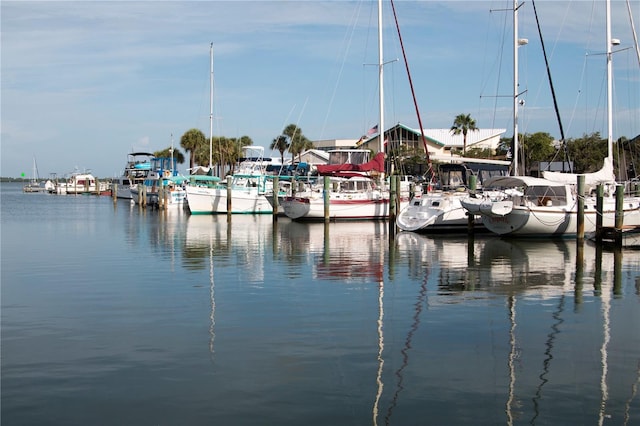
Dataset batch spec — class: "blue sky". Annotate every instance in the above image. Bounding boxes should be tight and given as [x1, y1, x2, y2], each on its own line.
[2, 0, 639, 178]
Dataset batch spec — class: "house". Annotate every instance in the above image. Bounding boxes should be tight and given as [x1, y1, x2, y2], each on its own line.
[349, 123, 506, 156]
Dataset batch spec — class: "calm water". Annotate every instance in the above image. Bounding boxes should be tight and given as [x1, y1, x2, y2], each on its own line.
[2, 182, 639, 425]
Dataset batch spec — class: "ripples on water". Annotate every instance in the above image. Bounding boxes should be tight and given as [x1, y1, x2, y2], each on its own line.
[1, 183, 639, 425]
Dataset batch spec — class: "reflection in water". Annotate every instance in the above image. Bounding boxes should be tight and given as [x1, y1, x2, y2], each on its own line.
[506, 295, 519, 426]
[384, 264, 429, 426]
[599, 285, 611, 426]
[531, 295, 565, 424]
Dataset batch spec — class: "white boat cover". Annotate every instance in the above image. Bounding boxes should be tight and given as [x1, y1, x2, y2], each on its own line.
[542, 156, 615, 186]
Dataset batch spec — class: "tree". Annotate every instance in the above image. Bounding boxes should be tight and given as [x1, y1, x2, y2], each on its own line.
[180, 128, 206, 170]
[565, 132, 608, 173]
[521, 132, 556, 173]
[450, 113, 478, 155]
[270, 135, 290, 164]
[282, 124, 313, 162]
[153, 147, 185, 165]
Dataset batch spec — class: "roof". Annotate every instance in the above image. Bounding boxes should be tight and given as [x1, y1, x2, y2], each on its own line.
[406, 126, 507, 148]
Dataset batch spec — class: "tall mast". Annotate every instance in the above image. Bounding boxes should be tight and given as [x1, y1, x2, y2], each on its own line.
[606, 0, 613, 162]
[209, 42, 214, 169]
[377, 0, 385, 160]
[513, 0, 520, 176]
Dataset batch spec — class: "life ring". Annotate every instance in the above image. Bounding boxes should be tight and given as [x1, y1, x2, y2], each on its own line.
[163, 170, 171, 178]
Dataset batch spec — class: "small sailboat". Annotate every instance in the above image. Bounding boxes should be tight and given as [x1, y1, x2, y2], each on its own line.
[22, 157, 45, 193]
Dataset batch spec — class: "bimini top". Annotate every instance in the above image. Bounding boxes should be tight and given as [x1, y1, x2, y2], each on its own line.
[483, 175, 567, 188]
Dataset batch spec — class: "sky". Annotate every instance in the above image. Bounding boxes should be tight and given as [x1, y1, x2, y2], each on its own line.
[2, 0, 639, 178]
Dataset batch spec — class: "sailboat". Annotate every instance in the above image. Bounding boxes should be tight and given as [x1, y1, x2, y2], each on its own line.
[23, 157, 45, 193]
[185, 44, 277, 215]
[461, 0, 640, 237]
[281, 0, 412, 221]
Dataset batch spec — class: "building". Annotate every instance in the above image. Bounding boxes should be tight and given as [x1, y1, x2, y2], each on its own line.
[343, 123, 506, 157]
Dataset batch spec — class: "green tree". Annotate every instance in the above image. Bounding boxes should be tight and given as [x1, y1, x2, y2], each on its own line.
[153, 147, 185, 165]
[270, 135, 290, 164]
[180, 128, 206, 170]
[450, 113, 478, 155]
[521, 132, 556, 173]
[282, 124, 313, 162]
[565, 132, 608, 173]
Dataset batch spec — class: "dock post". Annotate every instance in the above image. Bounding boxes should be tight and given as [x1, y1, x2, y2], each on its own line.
[615, 184, 624, 247]
[467, 175, 477, 235]
[112, 182, 117, 204]
[272, 176, 279, 222]
[323, 176, 330, 222]
[389, 175, 397, 236]
[595, 184, 604, 243]
[226, 176, 232, 216]
[577, 175, 585, 241]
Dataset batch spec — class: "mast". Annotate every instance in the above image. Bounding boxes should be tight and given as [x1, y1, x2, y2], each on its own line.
[377, 0, 385, 169]
[209, 42, 214, 170]
[606, 0, 613, 162]
[513, 0, 520, 176]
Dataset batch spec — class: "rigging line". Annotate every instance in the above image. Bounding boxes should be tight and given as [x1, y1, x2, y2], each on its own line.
[384, 262, 429, 426]
[530, 295, 566, 425]
[531, 0, 567, 149]
[319, 1, 363, 140]
[389, 0, 432, 172]
[625, 0, 640, 68]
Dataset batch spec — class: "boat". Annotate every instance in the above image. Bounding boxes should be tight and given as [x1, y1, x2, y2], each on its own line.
[130, 156, 187, 207]
[396, 157, 510, 232]
[113, 151, 155, 200]
[55, 171, 110, 195]
[186, 145, 277, 214]
[22, 157, 46, 193]
[281, 0, 411, 221]
[460, 0, 640, 237]
[281, 150, 411, 220]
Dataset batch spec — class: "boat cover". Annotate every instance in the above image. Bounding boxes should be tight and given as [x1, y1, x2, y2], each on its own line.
[316, 152, 385, 176]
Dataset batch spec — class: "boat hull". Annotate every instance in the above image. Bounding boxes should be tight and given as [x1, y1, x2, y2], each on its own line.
[186, 186, 273, 214]
[282, 195, 406, 221]
[396, 192, 480, 232]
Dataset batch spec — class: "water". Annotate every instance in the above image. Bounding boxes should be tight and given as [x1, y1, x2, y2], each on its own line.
[2, 182, 639, 425]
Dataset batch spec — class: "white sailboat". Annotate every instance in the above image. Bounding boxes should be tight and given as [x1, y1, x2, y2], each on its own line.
[281, 0, 413, 221]
[23, 156, 45, 193]
[185, 44, 276, 215]
[461, 0, 640, 237]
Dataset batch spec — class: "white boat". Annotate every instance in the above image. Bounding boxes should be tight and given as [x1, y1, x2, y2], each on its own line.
[23, 157, 46, 193]
[281, 150, 412, 221]
[114, 151, 154, 199]
[396, 158, 510, 232]
[460, 0, 640, 237]
[56, 171, 110, 195]
[281, 0, 410, 222]
[186, 146, 276, 214]
[462, 174, 640, 236]
[130, 156, 187, 207]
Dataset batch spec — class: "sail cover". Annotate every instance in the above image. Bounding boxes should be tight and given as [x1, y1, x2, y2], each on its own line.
[316, 152, 385, 176]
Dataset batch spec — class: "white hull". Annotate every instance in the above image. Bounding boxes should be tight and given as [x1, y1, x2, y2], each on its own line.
[396, 191, 479, 232]
[282, 194, 407, 221]
[185, 185, 273, 214]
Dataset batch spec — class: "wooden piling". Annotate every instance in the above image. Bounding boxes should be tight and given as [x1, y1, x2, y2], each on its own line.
[272, 176, 279, 222]
[595, 184, 604, 243]
[226, 176, 232, 216]
[323, 176, 330, 222]
[389, 176, 397, 236]
[577, 175, 585, 241]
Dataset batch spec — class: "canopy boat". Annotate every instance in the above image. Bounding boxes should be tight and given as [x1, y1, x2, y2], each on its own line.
[56, 171, 109, 195]
[396, 158, 509, 232]
[460, 0, 640, 237]
[114, 151, 154, 200]
[130, 156, 187, 207]
[185, 146, 276, 214]
[461, 175, 640, 236]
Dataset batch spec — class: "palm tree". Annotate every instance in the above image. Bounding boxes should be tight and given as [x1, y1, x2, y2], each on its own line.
[270, 135, 290, 164]
[282, 124, 313, 162]
[180, 128, 206, 169]
[450, 114, 478, 155]
[153, 147, 185, 165]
